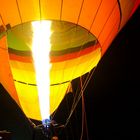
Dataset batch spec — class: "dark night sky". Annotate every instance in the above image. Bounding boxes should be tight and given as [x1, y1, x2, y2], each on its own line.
[83, 6, 140, 139]
[0, 6, 140, 140]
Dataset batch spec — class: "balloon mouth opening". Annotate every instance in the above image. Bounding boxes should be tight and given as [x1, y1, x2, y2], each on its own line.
[3, 19, 100, 66]
[1, 19, 99, 57]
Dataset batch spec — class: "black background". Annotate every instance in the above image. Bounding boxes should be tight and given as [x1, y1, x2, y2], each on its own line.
[84, 6, 140, 139]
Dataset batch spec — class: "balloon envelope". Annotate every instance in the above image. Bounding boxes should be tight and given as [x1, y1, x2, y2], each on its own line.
[0, 0, 139, 121]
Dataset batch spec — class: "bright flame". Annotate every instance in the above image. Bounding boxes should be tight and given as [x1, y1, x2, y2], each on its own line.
[32, 20, 52, 123]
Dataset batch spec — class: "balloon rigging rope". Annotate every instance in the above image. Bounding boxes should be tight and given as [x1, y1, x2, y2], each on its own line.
[62, 34, 92, 130]
[65, 32, 94, 122]
[65, 92, 75, 140]
[64, 67, 97, 127]
[80, 85, 84, 140]
[80, 77, 89, 140]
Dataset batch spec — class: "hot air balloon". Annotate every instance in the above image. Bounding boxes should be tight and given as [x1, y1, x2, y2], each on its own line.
[0, 0, 139, 138]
